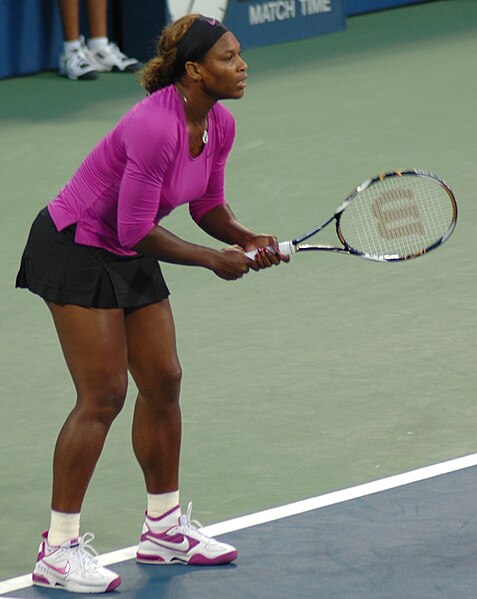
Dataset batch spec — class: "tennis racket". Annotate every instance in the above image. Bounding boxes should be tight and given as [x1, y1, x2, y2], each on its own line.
[246, 169, 457, 263]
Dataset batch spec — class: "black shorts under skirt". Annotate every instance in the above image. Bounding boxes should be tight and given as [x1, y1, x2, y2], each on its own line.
[15, 208, 170, 309]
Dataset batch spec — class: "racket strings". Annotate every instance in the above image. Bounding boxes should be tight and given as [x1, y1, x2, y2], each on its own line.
[339, 175, 456, 260]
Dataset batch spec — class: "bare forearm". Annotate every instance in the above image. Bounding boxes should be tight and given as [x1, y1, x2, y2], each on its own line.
[133, 224, 217, 268]
[197, 204, 256, 247]
[133, 224, 256, 281]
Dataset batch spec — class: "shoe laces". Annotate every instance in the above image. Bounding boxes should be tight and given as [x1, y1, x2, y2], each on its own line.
[178, 502, 210, 541]
[73, 532, 102, 573]
[104, 42, 128, 61]
[66, 48, 93, 70]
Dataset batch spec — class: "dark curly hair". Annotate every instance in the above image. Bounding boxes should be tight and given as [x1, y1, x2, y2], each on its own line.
[141, 14, 199, 94]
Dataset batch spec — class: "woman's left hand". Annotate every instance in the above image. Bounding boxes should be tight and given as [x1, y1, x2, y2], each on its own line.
[244, 235, 290, 269]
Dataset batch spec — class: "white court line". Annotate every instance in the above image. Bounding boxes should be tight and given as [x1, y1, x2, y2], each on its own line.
[2, 452, 477, 596]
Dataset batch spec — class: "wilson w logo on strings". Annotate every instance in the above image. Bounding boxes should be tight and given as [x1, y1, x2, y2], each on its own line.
[372, 188, 425, 240]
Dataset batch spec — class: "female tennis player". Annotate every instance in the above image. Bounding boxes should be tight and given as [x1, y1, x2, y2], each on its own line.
[16, 14, 288, 594]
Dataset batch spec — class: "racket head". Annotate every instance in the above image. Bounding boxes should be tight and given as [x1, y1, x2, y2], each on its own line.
[335, 169, 457, 262]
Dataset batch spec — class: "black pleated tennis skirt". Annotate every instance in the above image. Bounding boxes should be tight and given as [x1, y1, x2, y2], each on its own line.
[15, 208, 169, 309]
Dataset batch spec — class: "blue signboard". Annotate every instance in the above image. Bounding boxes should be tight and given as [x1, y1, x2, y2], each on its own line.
[167, 0, 346, 49]
[347, 0, 427, 15]
[224, 0, 346, 47]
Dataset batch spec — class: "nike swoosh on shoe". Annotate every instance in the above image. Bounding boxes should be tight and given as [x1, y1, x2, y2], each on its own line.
[142, 533, 200, 554]
[43, 560, 71, 575]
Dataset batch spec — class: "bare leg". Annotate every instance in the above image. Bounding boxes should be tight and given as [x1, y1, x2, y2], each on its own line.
[126, 301, 182, 494]
[85, 0, 108, 38]
[47, 303, 129, 512]
[58, 0, 80, 41]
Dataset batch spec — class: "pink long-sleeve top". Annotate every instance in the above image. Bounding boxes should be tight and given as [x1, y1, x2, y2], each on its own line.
[47, 85, 235, 257]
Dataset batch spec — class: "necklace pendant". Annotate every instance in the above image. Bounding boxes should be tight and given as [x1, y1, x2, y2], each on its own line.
[202, 130, 208, 144]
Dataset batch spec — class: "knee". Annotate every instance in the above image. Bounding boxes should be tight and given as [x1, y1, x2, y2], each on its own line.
[79, 376, 128, 426]
[156, 364, 182, 399]
[140, 363, 182, 407]
[162, 364, 182, 389]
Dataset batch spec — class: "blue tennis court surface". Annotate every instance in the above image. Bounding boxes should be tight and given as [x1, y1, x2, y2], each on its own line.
[3, 462, 477, 598]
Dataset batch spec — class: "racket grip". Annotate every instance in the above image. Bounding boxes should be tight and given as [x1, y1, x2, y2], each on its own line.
[244, 240, 295, 260]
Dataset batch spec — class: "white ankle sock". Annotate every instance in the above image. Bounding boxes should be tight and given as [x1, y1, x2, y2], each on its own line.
[47, 511, 81, 547]
[63, 39, 81, 54]
[147, 491, 180, 519]
[87, 37, 109, 51]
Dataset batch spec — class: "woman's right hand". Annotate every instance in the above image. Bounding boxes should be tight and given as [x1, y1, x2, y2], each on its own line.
[209, 246, 258, 280]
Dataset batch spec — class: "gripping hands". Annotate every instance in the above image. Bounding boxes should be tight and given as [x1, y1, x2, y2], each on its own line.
[211, 240, 291, 281]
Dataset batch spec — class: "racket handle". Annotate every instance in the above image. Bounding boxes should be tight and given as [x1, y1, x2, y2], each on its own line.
[244, 240, 295, 260]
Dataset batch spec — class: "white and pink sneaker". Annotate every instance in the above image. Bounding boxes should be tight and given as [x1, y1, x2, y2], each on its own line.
[137, 503, 238, 566]
[32, 531, 121, 593]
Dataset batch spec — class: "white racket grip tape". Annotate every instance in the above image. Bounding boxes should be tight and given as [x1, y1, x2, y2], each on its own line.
[244, 240, 295, 260]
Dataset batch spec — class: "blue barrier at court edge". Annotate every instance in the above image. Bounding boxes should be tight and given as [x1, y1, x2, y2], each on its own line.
[0, 0, 432, 79]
